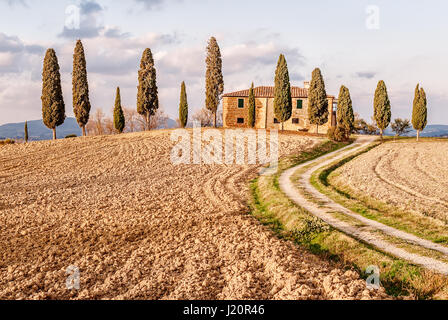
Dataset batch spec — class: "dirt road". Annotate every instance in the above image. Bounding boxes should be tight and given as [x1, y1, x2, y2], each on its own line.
[279, 137, 448, 275]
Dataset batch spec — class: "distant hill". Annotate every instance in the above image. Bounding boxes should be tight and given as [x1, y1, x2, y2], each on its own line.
[164, 118, 178, 129]
[0, 117, 179, 141]
[384, 125, 448, 138]
[0, 118, 82, 141]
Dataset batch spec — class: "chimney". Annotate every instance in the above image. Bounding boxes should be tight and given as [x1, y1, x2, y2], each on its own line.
[303, 81, 310, 89]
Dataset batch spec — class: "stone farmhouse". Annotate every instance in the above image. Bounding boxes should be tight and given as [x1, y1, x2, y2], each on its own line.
[222, 82, 337, 133]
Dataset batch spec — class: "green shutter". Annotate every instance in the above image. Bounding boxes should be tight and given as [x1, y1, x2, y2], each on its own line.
[238, 99, 244, 108]
[297, 100, 303, 109]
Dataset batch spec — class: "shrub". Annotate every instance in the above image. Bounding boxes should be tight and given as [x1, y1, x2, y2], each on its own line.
[0, 139, 15, 145]
[291, 217, 330, 244]
[65, 134, 77, 139]
[327, 126, 350, 142]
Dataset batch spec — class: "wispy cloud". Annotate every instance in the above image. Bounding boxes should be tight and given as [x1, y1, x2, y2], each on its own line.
[1, 0, 28, 7]
[356, 71, 376, 79]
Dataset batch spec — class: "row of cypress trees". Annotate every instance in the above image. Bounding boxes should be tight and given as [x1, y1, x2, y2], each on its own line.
[40, 41, 160, 139]
[373, 81, 427, 141]
[246, 53, 428, 141]
[39, 38, 426, 139]
[40, 37, 225, 138]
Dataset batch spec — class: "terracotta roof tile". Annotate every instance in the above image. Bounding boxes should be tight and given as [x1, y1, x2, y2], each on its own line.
[223, 86, 335, 99]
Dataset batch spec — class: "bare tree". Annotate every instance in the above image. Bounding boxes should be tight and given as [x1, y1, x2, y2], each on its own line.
[194, 108, 212, 127]
[124, 107, 169, 132]
[103, 118, 115, 135]
[123, 107, 141, 133]
[86, 108, 106, 136]
[87, 107, 170, 135]
[149, 109, 168, 130]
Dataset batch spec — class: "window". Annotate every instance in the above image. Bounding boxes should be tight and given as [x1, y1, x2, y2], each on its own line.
[237, 118, 244, 124]
[292, 118, 299, 124]
[274, 118, 280, 124]
[297, 100, 303, 109]
[238, 99, 244, 109]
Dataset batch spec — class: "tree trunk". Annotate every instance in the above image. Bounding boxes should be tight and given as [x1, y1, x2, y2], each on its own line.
[316, 124, 319, 135]
[53, 128, 57, 140]
[380, 129, 383, 141]
[82, 125, 86, 137]
[417, 130, 420, 142]
[281, 122, 284, 131]
[146, 113, 151, 131]
[213, 111, 217, 128]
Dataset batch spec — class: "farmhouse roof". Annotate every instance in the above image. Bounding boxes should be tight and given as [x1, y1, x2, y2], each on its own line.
[223, 86, 335, 99]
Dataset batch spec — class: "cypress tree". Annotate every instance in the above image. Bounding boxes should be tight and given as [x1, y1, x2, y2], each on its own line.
[273, 54, 292, 131]
[412, 84, 427, 141]
[248, 82, 256, 128]
[308, 68, 329, 134]
[114, 87, 125, 133]
[137, 48, 159, 131]
[179, 81, 188, 128]
[205, 37, 224, 128]
[24, 121, 28, 143]
[373, 80, 392, 140]
[336, 85, 355, 133]
[41, 48, 65, 140]
[72, 40, 91, 137]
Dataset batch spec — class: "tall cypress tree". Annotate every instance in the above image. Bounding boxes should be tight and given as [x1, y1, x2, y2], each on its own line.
[41, 48, 65, 140]
[72, 40, 91, 137]
[248, 83, 256, 128]
[273, 54, 292, 131]
[205, 37, 224, 128]
[24, 121, 28, 143]
[373, 80, 392, 140]
[179, 81, 188, 128]
[412, 84, 427, 141]
[114, 87, 125, 133]
[336, 85, 355, 133]
[308, 68, 329, 134]
[137, 48, 158, 131]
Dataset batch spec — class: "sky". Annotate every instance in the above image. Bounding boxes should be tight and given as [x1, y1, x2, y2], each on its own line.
[0, 0, 447, 125]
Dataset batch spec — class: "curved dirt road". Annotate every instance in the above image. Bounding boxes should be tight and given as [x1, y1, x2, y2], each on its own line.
[0, 131, 388, 300]
[279, 136, 448, 275]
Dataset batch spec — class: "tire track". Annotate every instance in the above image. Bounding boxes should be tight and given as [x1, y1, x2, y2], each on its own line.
[374, 149, 448, 208]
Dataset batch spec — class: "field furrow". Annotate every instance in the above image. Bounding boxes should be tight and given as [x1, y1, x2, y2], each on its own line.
[0, 130, 384, 300]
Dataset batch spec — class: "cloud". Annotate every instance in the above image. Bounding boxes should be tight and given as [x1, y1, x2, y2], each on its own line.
[103, 27, 131, 39]
[356, 71, 376, 79]
[0, 0, 27, 7]
[0, 33, 45, 73]
[223, 42, 305, 74]
[0, 73, 41, 123]
[56, 32, 180, 76]
[134, 0, 166, 10]
[80, 0, 102, 14]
